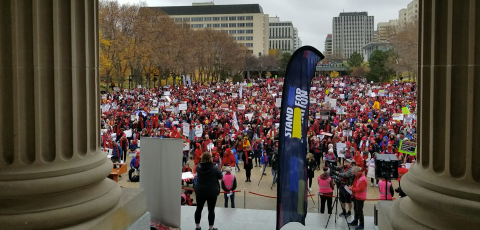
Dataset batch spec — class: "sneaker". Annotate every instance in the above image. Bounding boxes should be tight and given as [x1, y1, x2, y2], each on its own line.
[346, 211, 352, 217]
[339, 212, 346, 217]
[195, 228, 201, 230]
[370, 183, 373, 187]
[245, 180, 248, 182]
[308, 188, 312, 192]
[211, 228, 218, 230]
[375, 184, 379, 187]
[355, 226, 364, 230]
[348, 221, 358, 226]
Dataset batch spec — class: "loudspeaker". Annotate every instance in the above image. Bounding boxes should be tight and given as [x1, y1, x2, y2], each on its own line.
[375, 154, 399, 179]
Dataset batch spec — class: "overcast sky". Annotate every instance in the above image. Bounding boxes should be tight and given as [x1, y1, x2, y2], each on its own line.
[117, 0, 411, 52]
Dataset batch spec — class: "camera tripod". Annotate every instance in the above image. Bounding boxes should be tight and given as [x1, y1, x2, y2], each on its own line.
[325, 183, 349, 229]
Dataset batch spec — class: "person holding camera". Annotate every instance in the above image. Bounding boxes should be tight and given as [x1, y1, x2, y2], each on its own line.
[318, 166, 334, 214]
[194, 153, 222, 230]
[331, 159, 355, 218]
[348, 166, 368, 229]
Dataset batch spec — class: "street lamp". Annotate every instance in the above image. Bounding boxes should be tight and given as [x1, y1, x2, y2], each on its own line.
[128, 75, 132, 90]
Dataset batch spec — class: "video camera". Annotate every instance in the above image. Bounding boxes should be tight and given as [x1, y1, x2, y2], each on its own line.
[326, 160, 343, 184]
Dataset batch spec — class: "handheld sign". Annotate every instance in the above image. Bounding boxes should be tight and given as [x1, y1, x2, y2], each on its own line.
[399, 140, 417, 155]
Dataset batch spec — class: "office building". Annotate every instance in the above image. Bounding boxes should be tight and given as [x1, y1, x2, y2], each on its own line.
[399, 0, 418, 27]
[293, 27, 302, 50]
[151, 2, 269, 56]
[268, 17, 295, 52]
[324, 34, 332, 56]
[399, 8, 408, 26]
[407, 0, 419, 22]
[375, 20, 398, 42]
[332, 12, 374, 59]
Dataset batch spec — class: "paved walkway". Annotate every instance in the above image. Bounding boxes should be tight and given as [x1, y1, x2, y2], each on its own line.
[118, 156, 400, 216]
[181, 206, 377, 230]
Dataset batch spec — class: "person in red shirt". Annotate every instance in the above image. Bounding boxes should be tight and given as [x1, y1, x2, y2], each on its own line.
[348, 166, 368, 229]
[202, 135, 213, 152]
[222, 148, 236, 167]
[171, 125, 181, 139]
[194, 143, 203, 164]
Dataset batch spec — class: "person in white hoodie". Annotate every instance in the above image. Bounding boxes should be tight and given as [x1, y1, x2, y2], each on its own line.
[367, 152, 377, 187]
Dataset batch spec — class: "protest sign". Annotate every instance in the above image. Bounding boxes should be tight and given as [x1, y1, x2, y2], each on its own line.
[311, 87, 317, 91]
[114, 87, 120, 92]
[238, 104, 245, 110]
[123, 129, 132, 138]
[179, 103, 187, 111]
[340, 94, 345, 99]
[195, 125, 203, 137]
[392, 113, 404, 120]
[252, 92, 257, 96]
[150, 107, 159, 114]
[320, 109, 330, 120]
[402, 107, 411, 114]
[310, 98, 316, 104]
[275, 98, 282, 108]
[399, 140, 417, 155]
[164, 91, 171, 96]
[330, 99, 337, 108]
[232, 112, 239, 131]
[183, 142, 190, 151]
[183, 123, 190, 137]
[336, 143, 346, 158]
[232, 93, 238, 98]
[220, 103, 229, 109]
[316, 113, 320, 119]
[342, 130, 352, 137]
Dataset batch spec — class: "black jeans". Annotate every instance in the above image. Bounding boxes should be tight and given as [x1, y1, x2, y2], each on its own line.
[320, 194, 333, 214]
[195, 196, 217, 226]
[353, 199, 365, 226]
[245, 168, 251, 180]
[308, 177, 313, 188]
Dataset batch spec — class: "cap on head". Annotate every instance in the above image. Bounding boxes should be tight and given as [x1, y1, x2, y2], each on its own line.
[225, 167, 232, 173]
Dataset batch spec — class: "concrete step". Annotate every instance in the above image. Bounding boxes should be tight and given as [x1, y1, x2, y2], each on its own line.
[181, 206, 375, 230]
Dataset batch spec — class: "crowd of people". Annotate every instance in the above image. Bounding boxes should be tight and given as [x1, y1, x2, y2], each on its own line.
[100, 75, 417, 230]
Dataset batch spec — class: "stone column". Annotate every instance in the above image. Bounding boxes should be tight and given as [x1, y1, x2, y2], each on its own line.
[0, 1, 121, 229]
[387, 0, 480, 229]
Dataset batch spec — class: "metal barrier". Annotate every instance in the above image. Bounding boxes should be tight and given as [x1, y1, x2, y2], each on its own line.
[180, 187, 392, 211]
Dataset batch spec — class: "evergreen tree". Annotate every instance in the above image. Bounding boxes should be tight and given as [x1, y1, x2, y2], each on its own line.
[367, 50, 393, 83]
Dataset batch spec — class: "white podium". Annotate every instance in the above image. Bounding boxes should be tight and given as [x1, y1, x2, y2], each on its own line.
[139, 138, 183, 228]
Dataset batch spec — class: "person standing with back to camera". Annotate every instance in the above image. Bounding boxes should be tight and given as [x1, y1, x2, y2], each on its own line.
[194, 153, 222, 230]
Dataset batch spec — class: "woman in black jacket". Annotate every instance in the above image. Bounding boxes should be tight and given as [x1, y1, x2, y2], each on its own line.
[242, 143, 254, 182]
[307, 153, 317, 191]
[194, 153, 222, 230]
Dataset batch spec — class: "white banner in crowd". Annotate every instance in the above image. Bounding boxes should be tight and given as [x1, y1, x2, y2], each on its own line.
[232, 112, 239, 131]
[275, 98, 282, 108]
[245, 113, 253, 121]
[183, 123, 190, 137]
[195, 125, 203, 137]
[179, 103, 187, 111]
[238, 104, 245, 110]
[336, 143, 346, 158]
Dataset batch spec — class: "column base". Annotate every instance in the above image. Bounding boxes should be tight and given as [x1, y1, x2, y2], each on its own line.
[0, 157, 123, 230]
[379, 165, 480, 230]
[64, 188, 147, 230]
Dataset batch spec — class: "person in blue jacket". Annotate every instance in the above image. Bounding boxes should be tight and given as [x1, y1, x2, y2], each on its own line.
[233, 149, 240, 172]
[111, 141, 123, 163]
[260, 151, 268, 176]
[128, 151, 140, 182]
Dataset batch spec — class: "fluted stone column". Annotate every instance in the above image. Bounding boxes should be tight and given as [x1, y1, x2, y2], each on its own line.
[387, 0, 480, 229]
[0, 1, 121, 229]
